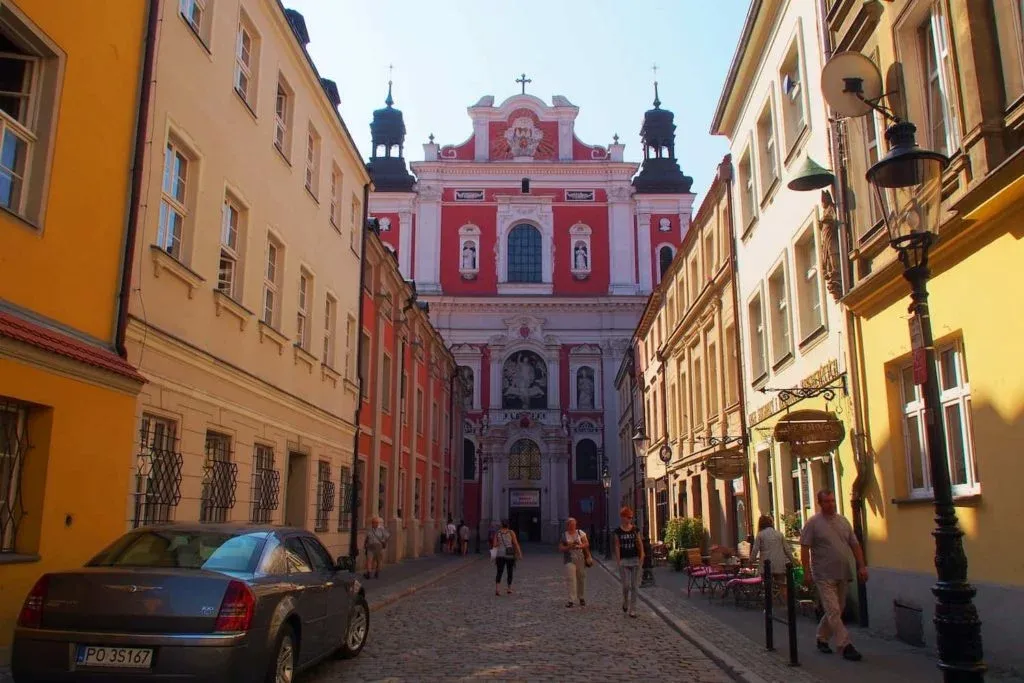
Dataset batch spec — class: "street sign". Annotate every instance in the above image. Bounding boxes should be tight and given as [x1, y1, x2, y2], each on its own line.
[909, 314, 928, 385]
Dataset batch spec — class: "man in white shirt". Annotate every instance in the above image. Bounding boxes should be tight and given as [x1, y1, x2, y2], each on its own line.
[364, 516, 390, 579]
[445, 518, 457, 553]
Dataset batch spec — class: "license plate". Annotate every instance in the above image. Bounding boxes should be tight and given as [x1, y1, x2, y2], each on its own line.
[75, 645, 153, 668]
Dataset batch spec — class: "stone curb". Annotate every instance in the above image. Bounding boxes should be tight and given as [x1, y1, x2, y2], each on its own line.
[368, 555, 484, 612]
[594, 557, 771, 683]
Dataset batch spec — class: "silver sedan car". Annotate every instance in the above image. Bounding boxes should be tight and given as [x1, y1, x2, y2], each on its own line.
[11, 524, 369, 682]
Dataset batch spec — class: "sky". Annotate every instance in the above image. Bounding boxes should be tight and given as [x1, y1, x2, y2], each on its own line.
[287, 0, 750, 199]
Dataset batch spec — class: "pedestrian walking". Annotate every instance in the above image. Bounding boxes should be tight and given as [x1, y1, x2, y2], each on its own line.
[559, 517, 590, 608]
[445, 516, 457, 554]
[751, 514, 795, 602]
[800, 489, 868, 662]
[364, 516, 390, 579]
[459, 519, 470, 555]
[491, 519, 521, 595]
[613, 506, 644, 618]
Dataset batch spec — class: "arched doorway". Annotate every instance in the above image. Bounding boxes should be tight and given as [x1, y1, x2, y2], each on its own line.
[507, 439, 543, 542]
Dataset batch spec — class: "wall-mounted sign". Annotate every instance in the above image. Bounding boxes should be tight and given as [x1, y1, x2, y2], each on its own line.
[773, 409, 846, 459]
[454, 189, 485, 201]
[509, 489, 540, 508]
[565, 190, 595, 202]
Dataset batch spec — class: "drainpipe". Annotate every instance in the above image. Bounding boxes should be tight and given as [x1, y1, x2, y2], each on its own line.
[720, 155, 754, 543]
[348, 181, 372, 562]
[115, 0, 161, 358]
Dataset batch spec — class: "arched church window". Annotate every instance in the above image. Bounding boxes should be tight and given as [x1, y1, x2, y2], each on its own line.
[463, 439, 477, 480]
[659, 245, 675, 279]
[507, 224, 542, 283]
[501, 350, 547, 409]
[574, 439, 599, 481]
[508, 439, 542, 481]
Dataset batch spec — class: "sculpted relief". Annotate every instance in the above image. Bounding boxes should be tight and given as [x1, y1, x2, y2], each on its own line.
[576, 366, 595, 410]
[502, 351, 548, 409]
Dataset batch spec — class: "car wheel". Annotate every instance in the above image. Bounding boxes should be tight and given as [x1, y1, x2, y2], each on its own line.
[266, 625, 297, 683]
[337, 598, 370, 659]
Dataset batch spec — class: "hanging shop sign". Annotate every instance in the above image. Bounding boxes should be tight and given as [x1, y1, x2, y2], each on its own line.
[706, 448, 747, 480]
[773, 409, 846, 459]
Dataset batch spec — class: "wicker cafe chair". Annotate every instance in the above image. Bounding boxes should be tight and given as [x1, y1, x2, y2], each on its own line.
[684, 547, 712, 596]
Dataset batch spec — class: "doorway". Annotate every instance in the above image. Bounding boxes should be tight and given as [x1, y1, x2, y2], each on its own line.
[510, 508, 542, 542]
[284, 451, 309, 527]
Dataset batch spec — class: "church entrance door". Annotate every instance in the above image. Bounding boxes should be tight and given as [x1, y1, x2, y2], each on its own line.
[510, 508, 542, 543]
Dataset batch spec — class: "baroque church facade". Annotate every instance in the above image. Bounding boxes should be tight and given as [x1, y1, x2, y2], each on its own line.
[368, 81, 694, 542]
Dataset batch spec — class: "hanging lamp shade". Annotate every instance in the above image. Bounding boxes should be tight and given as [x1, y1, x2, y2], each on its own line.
[788, 156, 836, 192]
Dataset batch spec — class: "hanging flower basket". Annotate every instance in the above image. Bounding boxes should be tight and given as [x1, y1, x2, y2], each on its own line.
[706, 448, 746, 480]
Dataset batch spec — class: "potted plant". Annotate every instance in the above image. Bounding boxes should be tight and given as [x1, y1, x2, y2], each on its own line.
[668, 548, 687, 571]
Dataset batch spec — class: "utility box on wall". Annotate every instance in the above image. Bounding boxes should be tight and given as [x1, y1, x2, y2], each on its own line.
[893, 599, 925, 646]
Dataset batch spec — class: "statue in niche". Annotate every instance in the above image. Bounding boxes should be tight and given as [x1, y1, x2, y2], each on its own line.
[458, 366, 474, 409]
[819, 190, 843, 301]
[658, 217, 672, 232]
[574, 241, 589, 271]
[461, 241, 477, 271]
[576, 367, 595, 410]
[502, 351, 547, 409]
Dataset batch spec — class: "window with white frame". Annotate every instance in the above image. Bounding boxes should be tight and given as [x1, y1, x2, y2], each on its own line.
[296, 269, 312, 350]
[157, 141, 190, 260]
[678, 368, 688, 435]
[899, 341, 977, 496]
[305, 124, 321, 197]
[737, 148, 756, 230]
[779, 39, 807, 154]
[262, 237, 281, 327]
[668, 381, 678, 434]
[322, 294, 337, 366]
[350, 194, 361, 251]
[724, 324, 738, 405]
[381, 354, 392, 413]
[794, 224, 824, 341]
[756, 101, 778, 193]
[767, 263, 793, 365]
[691, 347, 704, 426]
[179, 0, 210, 43]
[916, 3, 960, 156]
[994, 0, 1024, 105]
[345, 315, 356, 379]
[748, 291, 768, 381]
[218, 194, 244, 298]
[707, 336, 719, 416]
[274, 77, 292, 156]
[329, 165, 342, 228]
[703, 229, 716, 278]
[234, 14, 258, 106]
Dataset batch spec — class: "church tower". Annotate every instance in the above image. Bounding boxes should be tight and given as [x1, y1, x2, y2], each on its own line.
[367, 81, 416, 192]
[632, 81, 693, 194]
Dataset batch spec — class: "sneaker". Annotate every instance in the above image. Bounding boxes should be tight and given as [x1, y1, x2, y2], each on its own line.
[628, 612, 637, 618]
[565, 601, 574, 608]
[363, 572, 371, 580]
[817, 641, 833, 654]
[842, 644, 863, 662]
[579, 599, 586, 607]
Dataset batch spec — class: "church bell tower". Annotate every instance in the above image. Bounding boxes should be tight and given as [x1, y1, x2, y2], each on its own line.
[632, 81, 693, 194]
[367, 80, 416, 192]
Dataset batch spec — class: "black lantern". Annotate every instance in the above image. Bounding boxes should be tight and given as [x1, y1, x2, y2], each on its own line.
[601, 467, 611, 492]
[631, 426, 648, 460]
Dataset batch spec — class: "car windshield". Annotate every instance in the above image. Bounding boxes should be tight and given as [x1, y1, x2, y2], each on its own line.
[88, 530, 266, 572]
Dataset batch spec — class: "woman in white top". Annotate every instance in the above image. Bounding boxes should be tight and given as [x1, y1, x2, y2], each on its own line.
[750, 514, 795, 600]
[558, 517, 590, 608]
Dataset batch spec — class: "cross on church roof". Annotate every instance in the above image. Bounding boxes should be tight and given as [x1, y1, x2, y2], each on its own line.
[651, 63, 661, 109]
[516, 73, 532, 94]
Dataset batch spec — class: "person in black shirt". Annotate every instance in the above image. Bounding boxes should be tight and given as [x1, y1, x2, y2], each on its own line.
[613, 506, 645, 617]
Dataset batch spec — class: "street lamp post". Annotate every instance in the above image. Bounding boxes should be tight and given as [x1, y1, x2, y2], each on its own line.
[631, 427, 655, 587]
[602, 464, 612, 560]
[475, 413, 490, 554]
[864, 120, 984, 681]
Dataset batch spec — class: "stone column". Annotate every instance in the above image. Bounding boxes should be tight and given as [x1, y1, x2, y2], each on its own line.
[636, 212, 653, 294]
[608, 185, 637, 295]
[413, 185, 442, 293]
[473, 119, 489, 162]
[397, 211, 413, 278]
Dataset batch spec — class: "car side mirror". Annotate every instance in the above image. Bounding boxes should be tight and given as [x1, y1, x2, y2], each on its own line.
[336, 555, 354, 572]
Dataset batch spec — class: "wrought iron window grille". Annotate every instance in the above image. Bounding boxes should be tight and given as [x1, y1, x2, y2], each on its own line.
[0, 401, 30, 553]
[200, 434, 237, 523]
[250, 446, 280, 524]
[338, 467, 352, 531]
[135, 417, 183, 528]
[315, 461, 336, 532]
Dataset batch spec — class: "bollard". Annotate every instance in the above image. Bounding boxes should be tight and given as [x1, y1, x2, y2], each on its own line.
[786, 562, 799, 666]
[764, 559, 775, 651]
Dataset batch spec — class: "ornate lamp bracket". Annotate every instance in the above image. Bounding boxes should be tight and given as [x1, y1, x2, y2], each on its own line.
[759, 377, 847, 403]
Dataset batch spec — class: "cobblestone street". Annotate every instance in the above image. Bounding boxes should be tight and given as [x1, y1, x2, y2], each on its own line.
[307, 549, 734, 682]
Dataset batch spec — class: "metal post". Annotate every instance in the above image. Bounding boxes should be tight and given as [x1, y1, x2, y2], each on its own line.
[476, 443, 484, 554]
[903, 248, 985, 681]
[764, 559, 775, 651]
[786, 562, 799, 666]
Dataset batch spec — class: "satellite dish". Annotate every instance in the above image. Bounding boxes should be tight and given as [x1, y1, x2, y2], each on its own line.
[821, 51, 883, 118]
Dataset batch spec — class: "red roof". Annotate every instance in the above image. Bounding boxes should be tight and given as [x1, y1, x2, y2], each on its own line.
[0, 308, 145, 383]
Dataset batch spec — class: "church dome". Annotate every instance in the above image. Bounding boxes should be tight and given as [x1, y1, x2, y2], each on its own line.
[633, 83, 693, 195]
[368, 81, 415, 193]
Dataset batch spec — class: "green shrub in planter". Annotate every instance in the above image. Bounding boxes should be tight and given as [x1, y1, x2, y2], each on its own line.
[662, 517, 706, 555]
[668, 548, 687, 571]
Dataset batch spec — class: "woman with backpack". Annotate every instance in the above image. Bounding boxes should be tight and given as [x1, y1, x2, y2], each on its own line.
[492, 519, 522, 595]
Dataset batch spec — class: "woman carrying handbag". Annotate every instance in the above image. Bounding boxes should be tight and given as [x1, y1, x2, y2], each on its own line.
[492, 519, 522, 595]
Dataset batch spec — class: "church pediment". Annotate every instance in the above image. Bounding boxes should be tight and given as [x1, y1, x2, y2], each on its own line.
[502, 314, 545, 341]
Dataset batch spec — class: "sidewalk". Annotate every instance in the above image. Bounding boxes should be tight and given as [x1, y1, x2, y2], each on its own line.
[597, 557, 1023, 683]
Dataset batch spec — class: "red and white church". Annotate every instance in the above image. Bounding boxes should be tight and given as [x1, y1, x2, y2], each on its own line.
[367, 80, 695, 542]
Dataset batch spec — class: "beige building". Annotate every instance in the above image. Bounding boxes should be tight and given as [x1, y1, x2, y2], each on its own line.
[123, 1, 369, 558]
[633, 158, 748, 548]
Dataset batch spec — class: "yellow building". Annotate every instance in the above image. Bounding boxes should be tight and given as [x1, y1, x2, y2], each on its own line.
[0, 0, 151, 662]
[123, 0, 369, 558]
[634, 158, 749, 549]
[828, 0, 1024, 672]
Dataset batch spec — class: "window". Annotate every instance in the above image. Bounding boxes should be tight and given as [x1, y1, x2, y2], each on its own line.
[350, 194, 361, 251]
[1, 400, 28, 552]
[779, 40, 807, 154]
[507, 224, 542, 283]
[359, 330, 371, 400]
[767, 263, 793, 365]
[692, 353, 704, 426]
[314, 461, 334, 532]
[338, 465, 352, 531]
[381, 354, 392, 412]
[737, 149, 756, 229]
[262, 237, 281, 327]
[282, 536, 312, 573]
[431, 400, 439, 442]
[917, 4, 960, 156]
[179, 0, 209, 42]
[377, 466, 386, 517]
[322, 294, 336, 366]
[301, 536, 334, 573]
[413, 477, 422, 518]
[724, 324, 739, 405]
[678, 368, 689, 435]
[574, 439, 599, 481]
[250, 444, 278, 524]
[305, 124, 321, 197]
[329, 165, 343, 228]
[200, 432, 237, 523]
[900, 342, 977, 496]
[463, 439, 477, 480]
[994, 0, 1024, 105]
[274, 77, 292, 155]
[157, 142, 190, 259]
[345, 315, 357, 379]
[659, 246, 674, 280]
[91, 530, 265, 573]
[137, 413, 183, 527]
[355, 459, 366, 527]
[234, 15, 258, 106]
[748, 292, 768, 380]
[296, 269, 312, 350]
[756, 102, 778, 193]
[707, 339, 719, 416]
[218, 195, 244, 298]
[703, 229, 716, 277]
[416, 388, 424, 434]
[794, 226, 824, 341]
[508, 439, 542, 480]
[429, 481, 437, 520]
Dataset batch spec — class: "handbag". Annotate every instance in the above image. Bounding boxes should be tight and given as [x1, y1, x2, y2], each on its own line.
[489, 546, 499, 560]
